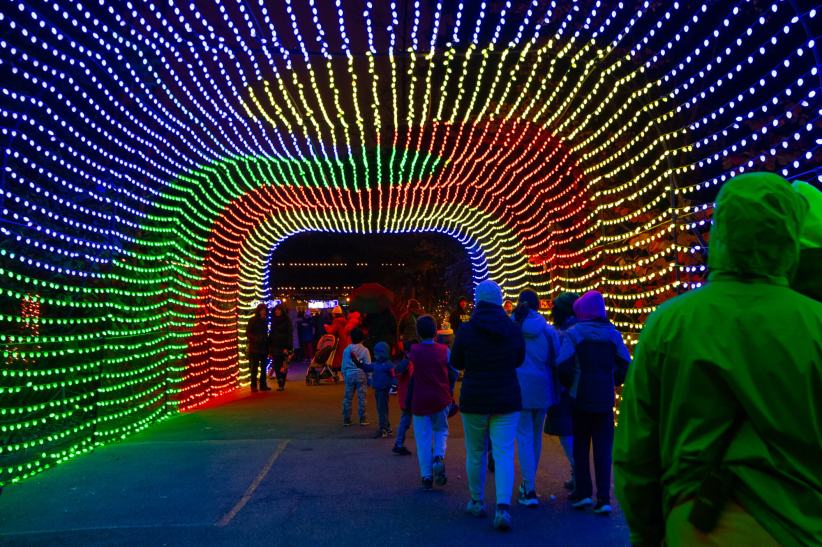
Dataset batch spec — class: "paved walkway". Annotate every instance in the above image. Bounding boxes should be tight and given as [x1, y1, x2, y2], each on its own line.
[0, 364, 630, 546]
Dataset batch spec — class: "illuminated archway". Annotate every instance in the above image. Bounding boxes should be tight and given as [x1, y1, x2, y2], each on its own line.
[1, 1, 817, 484]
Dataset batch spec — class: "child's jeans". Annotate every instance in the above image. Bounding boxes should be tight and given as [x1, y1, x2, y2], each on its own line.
[394, 409, 412, 447]
[374, 388, 390, 431]
[412, 408, 449, 478]
[342, 370, 368, 423]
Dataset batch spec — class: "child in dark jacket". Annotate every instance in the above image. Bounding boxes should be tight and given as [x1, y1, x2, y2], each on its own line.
[362, 342, 395, 438]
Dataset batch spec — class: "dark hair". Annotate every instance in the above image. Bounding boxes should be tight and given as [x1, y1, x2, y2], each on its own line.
[350, 327, 365, 344]
[512, 290, 538, 323]
[552, 292, 579, 327]
[416, 315, 437, 339]
[255, 303, 267, 316]
[272, 304, 285, 315]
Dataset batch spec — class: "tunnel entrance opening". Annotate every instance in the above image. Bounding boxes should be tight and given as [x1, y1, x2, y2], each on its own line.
[267, 232, 474, 318]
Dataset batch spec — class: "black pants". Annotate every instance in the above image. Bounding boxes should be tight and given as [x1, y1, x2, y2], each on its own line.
[271, 353, 287, 388]
[249, 353, 268, 388]
[572, 410, 614, 504]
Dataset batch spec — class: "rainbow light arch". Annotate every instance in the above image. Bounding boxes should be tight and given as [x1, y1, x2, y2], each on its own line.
[1, 1, 819, 484]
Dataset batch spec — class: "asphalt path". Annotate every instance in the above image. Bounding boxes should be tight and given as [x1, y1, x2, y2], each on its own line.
[0, 363, 630, 546]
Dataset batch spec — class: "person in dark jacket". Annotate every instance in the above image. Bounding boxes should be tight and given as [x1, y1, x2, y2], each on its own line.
[397, 299, 424, 351]
[448, 296, 471, 334]
[313, 309, 332, 345]
[268, 304, 293, 391]
[556, 290, 630, 515]
[546, 292, 579, 491]
[450, 280, 525, 531]
[246, 303, 270, 392]
[297, 311, 315, 362]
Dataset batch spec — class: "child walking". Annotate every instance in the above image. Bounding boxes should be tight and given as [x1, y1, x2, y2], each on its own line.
[392, 356, 414, 456]
[369, 342, 395, 438]
[341, 328, 371, 427]
[407, 315, 454, 490]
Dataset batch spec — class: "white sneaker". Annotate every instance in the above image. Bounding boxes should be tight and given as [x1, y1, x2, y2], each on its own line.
[465, 499, 486, 517]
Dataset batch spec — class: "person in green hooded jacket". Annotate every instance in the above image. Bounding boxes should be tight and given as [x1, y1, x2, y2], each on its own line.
[791, 180, 822, 302]
[614, 172, 822, 546]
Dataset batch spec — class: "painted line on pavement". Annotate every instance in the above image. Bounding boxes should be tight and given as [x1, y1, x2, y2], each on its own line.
[215, 439, 290, 527]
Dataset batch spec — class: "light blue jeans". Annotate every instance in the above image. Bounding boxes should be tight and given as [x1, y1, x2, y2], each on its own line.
[462, 411, 520, 505]
[342, 370, 367, 422]
[516, 408, 547, 492]
[412, 408, 449, 479]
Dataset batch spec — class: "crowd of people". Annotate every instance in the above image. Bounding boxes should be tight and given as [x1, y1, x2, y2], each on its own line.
[245, 173, 822, 542]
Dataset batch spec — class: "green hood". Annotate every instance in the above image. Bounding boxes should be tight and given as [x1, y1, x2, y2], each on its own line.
[708, 172, 808, 285]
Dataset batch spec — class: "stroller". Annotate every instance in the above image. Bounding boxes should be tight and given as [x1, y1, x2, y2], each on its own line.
[305, 334, 340, 385]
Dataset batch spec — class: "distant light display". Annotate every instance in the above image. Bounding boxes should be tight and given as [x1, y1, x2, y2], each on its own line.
[0, 1, 818, 485]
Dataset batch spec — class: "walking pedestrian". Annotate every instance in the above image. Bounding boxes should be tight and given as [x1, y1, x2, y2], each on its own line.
[408, 315, 454, 491]
[614, 172, 822, 546]
[791, 180, 821, 301]
[268, 304, 293, 391]
[298, 311, 315, 362]
[369, 342, 395, 438]
[398, 299, 424, 351]
[545, 292, 579, 491]
[246, 303, 270, 392]
[448, 296, 471, 334]
[288, 304, 300, 355]
[392, 352, 414, 456]
[451, 280, 525, 531]
[512, 290, 560, 507]
[341, 328, 371, 427]
[556, 290, 631, 515]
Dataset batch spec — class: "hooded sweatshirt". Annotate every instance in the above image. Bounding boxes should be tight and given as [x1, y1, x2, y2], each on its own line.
[450, 301, 525, 414]
[614, 172, 822, 547]
[516, 309, 561, 409]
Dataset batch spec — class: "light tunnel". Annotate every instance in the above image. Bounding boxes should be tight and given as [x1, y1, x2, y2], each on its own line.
[0, 1, 819, 485]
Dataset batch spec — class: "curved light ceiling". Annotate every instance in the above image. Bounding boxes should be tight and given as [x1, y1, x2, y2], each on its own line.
[0, 1, 818, 485]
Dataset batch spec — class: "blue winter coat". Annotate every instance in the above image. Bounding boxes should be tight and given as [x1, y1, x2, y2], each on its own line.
[516, 310, 561, 409]
[369, 360, 395, 390]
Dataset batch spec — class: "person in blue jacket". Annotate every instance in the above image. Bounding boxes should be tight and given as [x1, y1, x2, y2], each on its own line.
[556, 290, 630, 515]
[512, 290, 560, 507]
